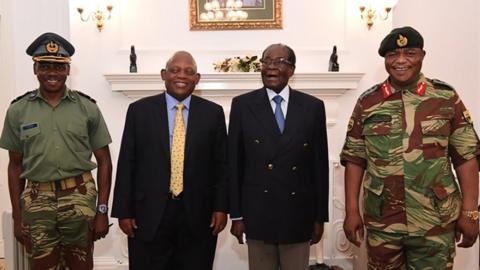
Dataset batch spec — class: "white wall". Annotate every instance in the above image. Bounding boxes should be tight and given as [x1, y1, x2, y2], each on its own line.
[0, 0, 14, 258]
[0, 0, 479, 269]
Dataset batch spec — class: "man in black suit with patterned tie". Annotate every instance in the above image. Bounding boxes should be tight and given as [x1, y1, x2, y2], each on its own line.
[112, 51, 228, 270]
[228, 43, 330, 270]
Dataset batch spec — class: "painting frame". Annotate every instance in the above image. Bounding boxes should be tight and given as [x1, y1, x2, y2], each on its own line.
[189, 0, 282, 31]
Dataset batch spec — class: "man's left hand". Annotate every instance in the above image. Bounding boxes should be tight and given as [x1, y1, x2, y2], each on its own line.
[310, 222, 324, 245]
[94, 214, 110, 241]
[455, 214, 479, 248]
[210, 211, 227, 235]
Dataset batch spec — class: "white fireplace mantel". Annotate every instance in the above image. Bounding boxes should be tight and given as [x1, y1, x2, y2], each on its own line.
[104, 72, 364, 99]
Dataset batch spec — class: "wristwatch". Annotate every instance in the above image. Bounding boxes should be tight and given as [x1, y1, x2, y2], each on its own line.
[97, 204, 109, 214]
[461, 209, 479, 221]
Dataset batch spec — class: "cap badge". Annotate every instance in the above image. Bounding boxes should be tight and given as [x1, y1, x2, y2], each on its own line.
[396, 34, 408, 47]
[46, 41, 59, 53]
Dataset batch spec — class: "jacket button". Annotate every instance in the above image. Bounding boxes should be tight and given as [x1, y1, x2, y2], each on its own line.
[267, 164, 274, 170]
[291, 192, 296, 195]
[254, 139, 260, 144]
[292, 166, 297, 171]
[303, 143, 309, 147]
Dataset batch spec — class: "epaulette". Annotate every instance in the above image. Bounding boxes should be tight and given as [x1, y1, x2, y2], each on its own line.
[76, 90, 97, 103]
[10, 90, 35, 104]
[359, 84, 380, 101]
[428, 78, 454, 91]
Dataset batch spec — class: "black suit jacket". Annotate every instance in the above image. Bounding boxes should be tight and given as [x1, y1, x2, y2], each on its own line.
[112, 93, 228, 241]
[228, 87, 329, 244]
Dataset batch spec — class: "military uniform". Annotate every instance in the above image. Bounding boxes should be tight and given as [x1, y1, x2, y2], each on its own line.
[340, 74, 480, 268]
[0, 32, 112, 269]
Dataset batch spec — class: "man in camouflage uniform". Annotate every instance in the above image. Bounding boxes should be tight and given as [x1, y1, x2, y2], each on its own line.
[0, 32, 112, 270]
[341, 26, 480, 269]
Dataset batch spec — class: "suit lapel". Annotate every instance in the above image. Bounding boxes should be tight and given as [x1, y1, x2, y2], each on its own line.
[273, 89, 303, 157]
[184, 95, 199, 162]
[153, 93, 171, 162]
[248, 88, 282, 140]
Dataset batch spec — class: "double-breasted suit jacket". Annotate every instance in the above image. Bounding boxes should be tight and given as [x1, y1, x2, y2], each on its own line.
[112, 93, 228, 241]
[228, 87, 329, 244]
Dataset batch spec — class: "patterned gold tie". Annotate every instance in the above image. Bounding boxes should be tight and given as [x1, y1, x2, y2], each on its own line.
[170, 103, 186, 196]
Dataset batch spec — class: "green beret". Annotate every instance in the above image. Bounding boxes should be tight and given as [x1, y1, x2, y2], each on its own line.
[26, 32, 75, 63]
[378, 26, 423, 57]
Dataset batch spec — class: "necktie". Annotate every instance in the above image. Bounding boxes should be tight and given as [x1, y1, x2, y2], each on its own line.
[170, 103, 186, 196]
[273, 95, 285, 133]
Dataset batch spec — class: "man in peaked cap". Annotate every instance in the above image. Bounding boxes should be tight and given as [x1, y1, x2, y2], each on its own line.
[341, 26, 480, 268]
[0, 32, 112, 269]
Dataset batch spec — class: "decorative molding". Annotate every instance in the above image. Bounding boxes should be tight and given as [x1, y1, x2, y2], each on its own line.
[94, 257, 127, 270]
[104, 72, 364, 99]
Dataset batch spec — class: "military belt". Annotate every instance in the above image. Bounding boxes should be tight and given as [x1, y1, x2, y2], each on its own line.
[27, 171, 93, 192]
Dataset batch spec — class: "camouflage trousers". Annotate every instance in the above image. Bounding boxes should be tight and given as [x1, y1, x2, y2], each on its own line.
[20, 174, 97, 270]
[367, 229, 455, 270]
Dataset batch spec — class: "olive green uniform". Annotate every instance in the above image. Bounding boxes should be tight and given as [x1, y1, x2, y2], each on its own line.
[340, 74, 480, 269]
[0, 88, 112, 269]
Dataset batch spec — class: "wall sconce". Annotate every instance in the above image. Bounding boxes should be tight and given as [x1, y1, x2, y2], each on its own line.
[77, 4, 113, 32]
[358, 0, 398, 30]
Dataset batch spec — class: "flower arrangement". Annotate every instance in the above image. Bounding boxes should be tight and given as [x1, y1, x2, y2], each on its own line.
[213, 55, 261, 72]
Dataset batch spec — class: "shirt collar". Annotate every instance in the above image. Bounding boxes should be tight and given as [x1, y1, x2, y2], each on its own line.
[165, 92, 191, 110]
[28, 87, 76, 102]
[266, 85, 290, 103]
[382, 73, 428, 99]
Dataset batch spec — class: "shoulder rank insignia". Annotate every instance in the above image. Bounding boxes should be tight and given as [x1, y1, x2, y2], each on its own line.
[380, 82, 393, 99]
[416, 82, 427, 96]
[10, 90, 35, 104]
[359, 84, 380, 101]
[463, 110, 473, 124]
[428, 78, 454, 91]
[347, 117, 354, 132]
[76, 91, 97, 103]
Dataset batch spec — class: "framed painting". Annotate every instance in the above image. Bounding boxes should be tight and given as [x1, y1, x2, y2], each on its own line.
[189, 0, 282, 30]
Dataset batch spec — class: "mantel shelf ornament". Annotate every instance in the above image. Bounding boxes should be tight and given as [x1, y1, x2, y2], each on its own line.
[214, 55, 261, 72]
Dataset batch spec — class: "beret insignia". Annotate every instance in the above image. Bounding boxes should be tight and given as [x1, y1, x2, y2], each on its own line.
[397, 34, 408, 47]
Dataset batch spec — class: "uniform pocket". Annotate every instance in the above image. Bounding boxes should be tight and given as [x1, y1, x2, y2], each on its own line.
[421, 119, 450, 160]
[362, 118, 393, 161]
[67, 123, 90, 152]
[363, 174, 384, 220]
[431, 182, 461, 226]
[20, 123, 41, 140]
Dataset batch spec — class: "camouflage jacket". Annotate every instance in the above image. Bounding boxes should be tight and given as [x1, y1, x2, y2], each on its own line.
[340, 74, 480, 236]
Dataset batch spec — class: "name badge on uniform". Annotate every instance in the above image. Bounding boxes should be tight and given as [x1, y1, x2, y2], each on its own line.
[21, 123, 39, 130]
[365, 114, 392, 123]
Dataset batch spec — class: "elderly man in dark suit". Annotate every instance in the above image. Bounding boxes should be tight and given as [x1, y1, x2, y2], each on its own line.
[228, 43, 330, 270]
[112, 51, 228, 270]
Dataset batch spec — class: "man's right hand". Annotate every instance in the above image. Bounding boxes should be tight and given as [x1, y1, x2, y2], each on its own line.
[230, 220, 246, 244]
[343, 211, 364, 247]
[13, 218, 29, 246]
[119, 218, 138, 238]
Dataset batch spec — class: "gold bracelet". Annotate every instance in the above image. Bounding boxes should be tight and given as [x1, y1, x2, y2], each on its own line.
[461, 210, 480, 221]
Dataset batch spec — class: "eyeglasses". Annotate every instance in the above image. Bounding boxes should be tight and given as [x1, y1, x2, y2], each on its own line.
[260, 58, 293, 67]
